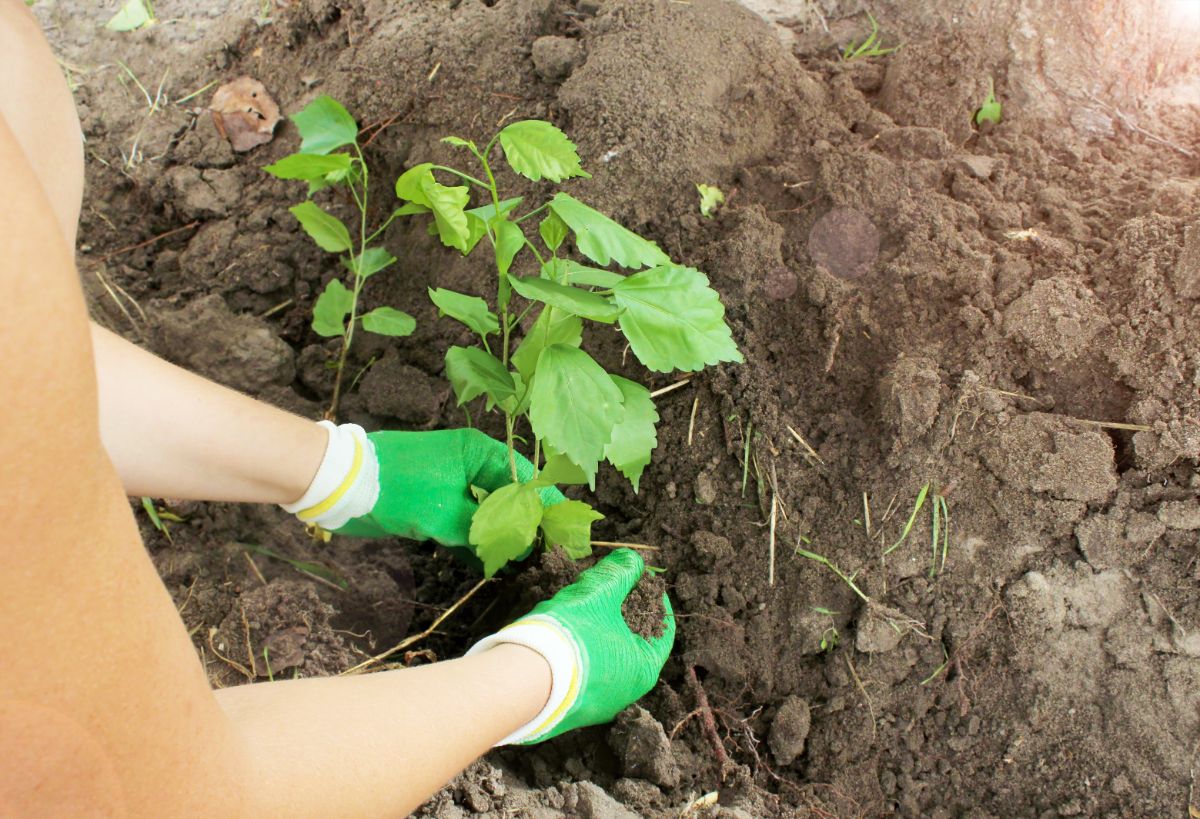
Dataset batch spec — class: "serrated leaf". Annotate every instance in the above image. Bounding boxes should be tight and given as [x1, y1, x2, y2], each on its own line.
[539, 210, 569, 252]
[498, 120, 591, 183]
[613, 264, 742, 372]
[442, 136, 476, 150]
[605, 376, 658, 491]
[493, 218, 525, 277]
[445, 346, 515, 406]
[264, 152, 352, 181]
[360, 306, 416, 336]
[463, 197, 524, 255]
[341, 247, 396, 279]
[696, 183, 725, 218]
[511, 307, 583, 382]
[470, 483, 544, 577]
[291, 96, 358, 155]
[540, 500, 603, 559]
[395, 162, 435, 204]
[421, 177, 471, 253]
[540, 447, 590, 486]
[510, 275, 621, 323]
[290, 201, 352, 252]
[548, 192, 670, 269]
[312, 279, 353, 337]
[428, 288, 499, 337]
[557, 259, 625, 288]
[106, 0, 154, 31]
[528, 345, 625, 484]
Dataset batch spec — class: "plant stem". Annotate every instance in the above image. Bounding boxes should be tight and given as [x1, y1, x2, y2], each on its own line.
[327, 147, 371, 421]
[430, 165, 489, 189]
[475, 147, 521, 482]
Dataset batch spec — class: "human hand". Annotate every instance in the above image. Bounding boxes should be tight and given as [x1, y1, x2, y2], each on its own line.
[465, 548, 675, 744]
[333, 428, 564, 550]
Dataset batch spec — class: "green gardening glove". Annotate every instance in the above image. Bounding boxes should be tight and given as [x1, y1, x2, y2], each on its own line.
[466, 548, 676, 745]
[334, 429, 564, 551]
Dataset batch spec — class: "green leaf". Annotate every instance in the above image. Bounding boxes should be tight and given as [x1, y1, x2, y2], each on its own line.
[442, 136, 476, 150]
[422, 177, 471, 253]
[312, 279, 354, 337]
[290, 201, 353, 253]
[493, 218, 525, 277]
[556, 259, 625, 288]
[469, 483, 545, 577]
[548, 192, 670, 269]
[291, 96, 358, 155]
[510, 276, 621, 323]
[360, 307, 416, 337]
[428, 288, 499, 337]
[605, 376, 658, 492]
[341, 247, 396, 279]
[463, 197, 524, 255]
[263, 152, 352, 182]
[106, 0, 154, 31]
[498, 120, 591, 183]
[539, 211, 569, 252]
[540, 500, 603, 559]
[396, 201, 430, 216]
[540, 447, 590, 486]
[528, 345, 625, 484]
[511, 306, 583, 382]
[612, 264, 743, 372]
[395, 163, 435, 204]
[696, 183, 725, 218]
[444, 346, 516, 406]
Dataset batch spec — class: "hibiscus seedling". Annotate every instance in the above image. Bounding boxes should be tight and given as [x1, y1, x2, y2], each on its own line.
[396, 120, 742, 575]
[264, 95, 414, 419]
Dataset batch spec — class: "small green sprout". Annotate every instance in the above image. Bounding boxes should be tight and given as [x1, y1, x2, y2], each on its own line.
[841, 12, 899, 61]
[813, 606, 840, 653]
[975, 77, 1002, 126]
[696, 184, 725, 218]
[263, 95, 415, 420]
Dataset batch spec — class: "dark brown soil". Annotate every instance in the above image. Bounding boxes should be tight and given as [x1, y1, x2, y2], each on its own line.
[44, 0, 1200, 815]
[622, 569, 668, 641]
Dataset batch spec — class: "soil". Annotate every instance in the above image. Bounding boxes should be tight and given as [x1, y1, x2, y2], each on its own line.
[39, 0, 1200, 815]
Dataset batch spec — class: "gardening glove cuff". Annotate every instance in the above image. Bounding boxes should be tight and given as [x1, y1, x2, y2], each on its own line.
[464, 614, 582, 746]
[281, 421, 381, 530]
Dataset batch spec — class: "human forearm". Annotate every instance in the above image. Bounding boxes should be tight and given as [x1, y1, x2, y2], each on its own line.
[215, 645, 550, 818]
[91, 322, 327, 504]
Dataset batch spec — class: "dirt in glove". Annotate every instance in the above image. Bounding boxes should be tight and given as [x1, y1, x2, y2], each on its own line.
[50, 0, 1200, 815]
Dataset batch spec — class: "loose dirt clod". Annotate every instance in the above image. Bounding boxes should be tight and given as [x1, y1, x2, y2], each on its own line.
[622, 570, 668, 641]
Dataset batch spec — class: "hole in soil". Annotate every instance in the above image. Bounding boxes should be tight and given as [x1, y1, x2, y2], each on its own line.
[1106, 428, 1137, 472]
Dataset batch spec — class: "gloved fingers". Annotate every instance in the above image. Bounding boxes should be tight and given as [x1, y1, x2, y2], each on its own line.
[464, 429, 533, 492]
[537, 484, 567, 507]
[575, 547, 646, 603]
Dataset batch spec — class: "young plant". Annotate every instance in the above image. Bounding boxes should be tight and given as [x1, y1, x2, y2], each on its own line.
[696, 183, 725, 218]
[264, 95, 414, 419]
[974, 77, 1002, 126]
[396, 121, 742, 576]
[840, 11, 899, 61]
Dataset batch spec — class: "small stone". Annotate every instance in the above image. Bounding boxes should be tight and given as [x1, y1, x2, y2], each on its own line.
[531, 36, 585, 83]
[958, 154, 998, 179]
[768, 695, 811, 766]
[695, 472, 718, 505]
[571, 782, 639, 819]
[608, 706, 680, 788]
[1158, 499, 1200, 530]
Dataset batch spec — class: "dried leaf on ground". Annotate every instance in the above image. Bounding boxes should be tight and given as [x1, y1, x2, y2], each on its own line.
[209, 77, 281, 152]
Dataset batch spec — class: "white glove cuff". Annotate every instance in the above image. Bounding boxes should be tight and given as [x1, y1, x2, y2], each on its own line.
[280, 421, 380, 530]
[465, 614, 583, 745]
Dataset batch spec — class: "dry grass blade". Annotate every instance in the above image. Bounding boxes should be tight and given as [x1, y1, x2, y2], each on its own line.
[785, 424, 825, 465]
[341, 578, 491, 675]
[649, 377, 690, 398]
[591, 540, 661, 552]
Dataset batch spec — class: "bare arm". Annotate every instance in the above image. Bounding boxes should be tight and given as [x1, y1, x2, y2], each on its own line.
[91, 322, 329, 504]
